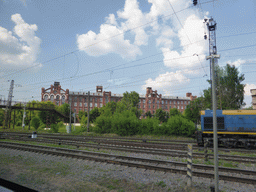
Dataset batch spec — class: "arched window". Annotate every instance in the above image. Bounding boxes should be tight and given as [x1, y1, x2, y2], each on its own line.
[62, 95, 65, 103]
[50, 95, 54, 101]
[44, 95, 48, 101]
[56, 95, 60, 101]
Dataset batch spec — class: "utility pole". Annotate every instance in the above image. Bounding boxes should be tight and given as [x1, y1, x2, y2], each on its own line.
[4, 80, 14, 129]
[87, 91, 90, 132]
[22, 102, 26, 130]
[205, 17, 220, 192]
[73, 112, 76, 131]
[69, 96, 72, 133]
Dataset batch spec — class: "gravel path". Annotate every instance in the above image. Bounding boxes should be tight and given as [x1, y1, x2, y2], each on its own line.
[0, 147, 255, 192]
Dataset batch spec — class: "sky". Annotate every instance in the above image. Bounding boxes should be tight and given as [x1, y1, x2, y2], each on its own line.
[0, 0, 256, 107]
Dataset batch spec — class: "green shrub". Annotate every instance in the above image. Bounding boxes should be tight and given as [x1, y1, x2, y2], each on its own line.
[111, 110, 140, 136]
[139, 118, 160, 135]
[94, 115, 112, 134]
[165, 115, 195, 136]
[50, 124, 59, 133]
[31, 116, 40, 130]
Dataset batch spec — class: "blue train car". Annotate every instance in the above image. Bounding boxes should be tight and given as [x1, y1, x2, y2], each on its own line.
[197, 110, 256, 148]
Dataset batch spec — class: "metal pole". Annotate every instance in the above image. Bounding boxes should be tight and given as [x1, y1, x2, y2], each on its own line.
[22, 103, 26, 130]
[207, 55, 220, 192]
[73, 112, 76, 131]
[69, 97, 72, 133]
[87, 91, 90, 132]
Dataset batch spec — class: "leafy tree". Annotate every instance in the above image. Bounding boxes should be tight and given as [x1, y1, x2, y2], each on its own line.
[56, 103, 70, 117]
[145, 111, 152, 118]
[89, 107, 100, 122]
[204, 64, 245, 109]
[31, 116, 40, 130]
[116, 91, 140, 113]
[99, 101, 117, 116]
[244, 106, 253, 110]
[169, 108, 181, 117]
[78, 110, 87, 121]
[0, 109, 5, 127]
[38, 101, 60, 126]
[155, 108, 169, 123]
[184, 97, 203, 124]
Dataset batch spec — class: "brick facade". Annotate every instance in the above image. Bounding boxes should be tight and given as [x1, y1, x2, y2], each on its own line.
[42, 82, 197, 117]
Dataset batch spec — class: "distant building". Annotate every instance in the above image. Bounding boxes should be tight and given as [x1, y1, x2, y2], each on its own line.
[42, 82, 197, 117]
[250, 89, 256, 109]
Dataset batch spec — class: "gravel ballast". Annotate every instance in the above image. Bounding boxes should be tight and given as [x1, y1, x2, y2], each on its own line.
[0, 147, 255, 192]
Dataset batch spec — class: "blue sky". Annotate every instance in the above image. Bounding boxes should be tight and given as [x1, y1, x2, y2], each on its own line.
[0, 0, 256, 107]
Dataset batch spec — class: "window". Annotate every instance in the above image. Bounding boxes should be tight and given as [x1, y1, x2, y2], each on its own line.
[149, 105, 151, 109]
[169, 101, 172, 104]
[184, 101, 186, 104]
[181, 101, 183, 104]
[165, 100, 167, 104]
[162, 100, 164, 104]
[56, 101, 59, 106]
[105, 96, 108, 103]
[79, 102, 82, 107]
[100, 98, 102, 102]
[44, 95, 48, 101]
[100, 103, 103, 107]
[95, 103, 97, 107]
[74, 109, 76, 113]
[84, 103, 87, 107]
[95, 98, 97, 102]
[143, 105, 145, 108]
[173, 101, 176, 104]
[173, 106, 176, 108]
[143, 100, 145, 103]
[79, 97, 82, 102]
[148, 100, 151, 104]
[153, 105, 155, 109]
[153, 100, 155, 104]
[90, 103, 92, 107]
[74, 102, 77, 106]
[90, 97, 92, 101]
[177, 106, 179, 109]
[84, 98, 87, 102]
[74, 97, 77, 101]
[157, 100, 159, 104]
[181, 106, 183, 109]
[139, 100, 141, 103]
[188, 101, 190, 104]
[56, 95, 60, 100]
[111, 98, 114, 102]
[169, 106, 171, 109]
[177, 101, 180, 104]
[50, 95, 54, 101]
[165, 106, 167, 109]
[157, 104, 159, 109]
[62, 95, 65, 103]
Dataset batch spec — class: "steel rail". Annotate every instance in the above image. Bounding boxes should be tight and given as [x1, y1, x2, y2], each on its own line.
[3, 137, 256, 164]
[1, 141, 256, 185]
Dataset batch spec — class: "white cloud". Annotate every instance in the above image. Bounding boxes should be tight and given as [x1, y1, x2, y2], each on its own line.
[0, 14, 41, 68]
[226, 59, 246, 73]
[162, 14, 207, 69]
[77, 24, 141, 59]
[244, 84, 256, 96]
[142, 70, 189, 95]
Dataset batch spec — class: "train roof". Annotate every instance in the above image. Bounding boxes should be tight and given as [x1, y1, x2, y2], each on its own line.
[201, 110, 256, 115]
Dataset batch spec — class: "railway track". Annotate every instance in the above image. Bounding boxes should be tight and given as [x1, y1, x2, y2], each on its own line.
[2, 132, 255, 154]
[1, 141, 256, 185]
[2, 137, 256, 164]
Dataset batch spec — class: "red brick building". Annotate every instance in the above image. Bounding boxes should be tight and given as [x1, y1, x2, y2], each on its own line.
[42, 82, 196, 116]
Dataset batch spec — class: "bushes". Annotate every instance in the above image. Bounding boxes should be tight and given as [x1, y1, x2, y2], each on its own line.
[165, 115, 195, 136]
[31, 116, 40, 130]
[92, 107, 196, 137]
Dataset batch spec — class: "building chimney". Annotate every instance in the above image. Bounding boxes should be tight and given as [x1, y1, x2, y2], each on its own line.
[96, 86, 103, 93]
[146, 87, 152, 94]
[186, 92, 192, 97]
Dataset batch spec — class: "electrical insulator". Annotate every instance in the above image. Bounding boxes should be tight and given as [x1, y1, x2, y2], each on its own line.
[204, 34, 207, 40]
[193, 0, 197, 6]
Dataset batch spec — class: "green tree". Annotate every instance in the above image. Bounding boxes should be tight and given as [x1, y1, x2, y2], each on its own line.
[89, 107, 100, 122]
[145, 111, 152, 118]
[38, 101, 60, 126]
[204, 64, 245, 109]
[116, 91, 140, 113]
[184, 97, 203, 124]
[99, 101, 117, 116]
[78, 110, 87, 121]
[56, 103, 70, 117]
[31, 116, 40, 130]
[169, 108, 181, 117]
[0, 109, 5, 127]
[155, 108, 169, 123]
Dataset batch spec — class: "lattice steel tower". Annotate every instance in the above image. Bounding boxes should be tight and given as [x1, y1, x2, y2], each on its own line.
[4, 80, 14, 129]
[205, 17, 218, 79]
